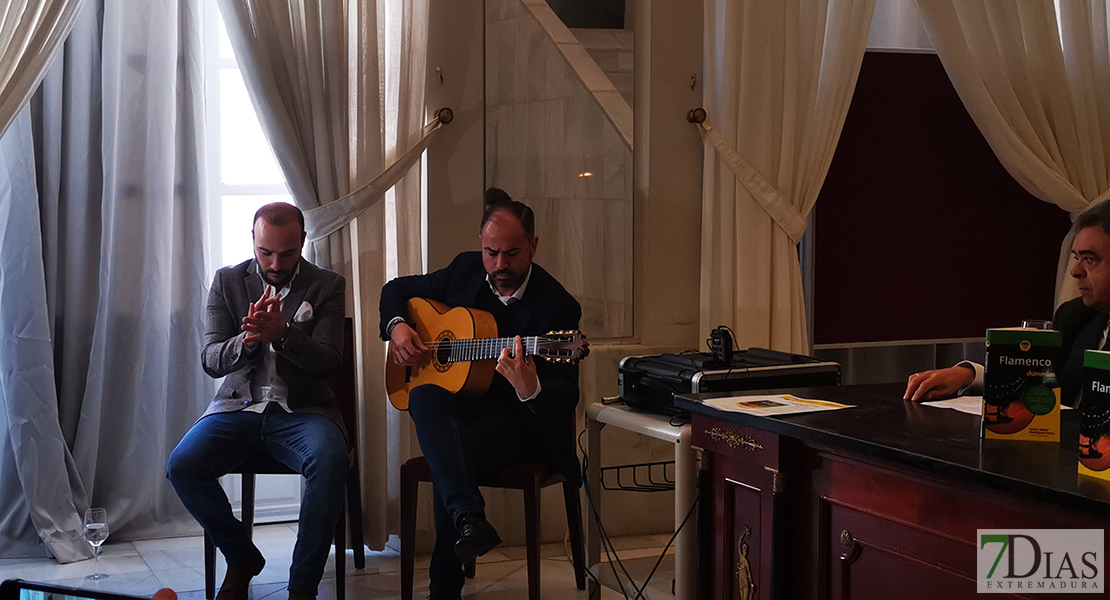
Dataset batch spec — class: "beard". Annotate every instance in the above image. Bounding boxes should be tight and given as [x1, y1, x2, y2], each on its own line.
[491, 268, 526, 293]
[262, 268, 294, 288]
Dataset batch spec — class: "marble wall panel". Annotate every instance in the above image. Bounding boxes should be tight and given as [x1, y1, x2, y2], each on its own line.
[485, 0, 634, 339]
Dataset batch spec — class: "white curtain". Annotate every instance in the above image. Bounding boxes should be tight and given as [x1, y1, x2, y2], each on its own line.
[0, 0, 87, 139]
[915, 1, 1110, 308]
[383, 0, 428, 282]
[215, 0, 352, 270]
[700, 0, 874, 353]
[379, 0, 428, 545]
[304, 118, 443, 243]
[867, 0, 932, 51]
[0, 0, 210, 560]
[219, 0, 430, 549]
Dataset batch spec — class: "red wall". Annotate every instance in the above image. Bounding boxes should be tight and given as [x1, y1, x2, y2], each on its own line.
[813, 51, 1072, 345]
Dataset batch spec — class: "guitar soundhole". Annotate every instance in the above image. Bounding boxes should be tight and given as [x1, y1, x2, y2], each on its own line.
[434, 331, 455, 373]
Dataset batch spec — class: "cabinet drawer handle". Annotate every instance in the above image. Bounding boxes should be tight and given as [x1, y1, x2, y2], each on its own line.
[706, 428, 764, 451]
[737, 527, 755, 600]
[841, 529, 855, 549]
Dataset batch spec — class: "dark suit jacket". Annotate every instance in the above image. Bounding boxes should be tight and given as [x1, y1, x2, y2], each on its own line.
[1055, 297, 1109, 407]
[200, 258, 347, 433]
[379, 251, 582, 481]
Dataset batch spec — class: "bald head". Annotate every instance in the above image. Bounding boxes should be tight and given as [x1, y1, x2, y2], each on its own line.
[252, 202, 305, 287]
[254, 202, 305, 236]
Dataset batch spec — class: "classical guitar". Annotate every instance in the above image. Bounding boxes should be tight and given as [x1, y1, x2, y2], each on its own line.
[385, 297, 589, 410]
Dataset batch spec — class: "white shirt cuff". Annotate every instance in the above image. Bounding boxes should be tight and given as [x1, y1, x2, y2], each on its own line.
[517, 379, 542, 402]
[956, 361, 984, 396]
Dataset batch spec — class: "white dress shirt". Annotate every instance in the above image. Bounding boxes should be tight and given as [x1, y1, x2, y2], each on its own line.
[486, 267, 541, 402]
[244, 263, 299, 413]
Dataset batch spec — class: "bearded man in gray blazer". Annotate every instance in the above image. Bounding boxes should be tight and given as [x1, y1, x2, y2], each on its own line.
[168, 203, 347, 600]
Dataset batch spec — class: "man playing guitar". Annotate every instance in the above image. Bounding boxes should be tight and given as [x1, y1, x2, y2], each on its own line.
[379, 188, 583, 600]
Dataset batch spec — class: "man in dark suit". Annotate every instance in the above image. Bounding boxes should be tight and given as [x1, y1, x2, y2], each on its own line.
[380, 189, 581, 600]
[167, 203, 347, 600]
[906, 199, 1110, 407]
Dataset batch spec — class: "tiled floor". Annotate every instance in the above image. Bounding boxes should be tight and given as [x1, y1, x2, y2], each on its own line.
[0, 524, 676, 599]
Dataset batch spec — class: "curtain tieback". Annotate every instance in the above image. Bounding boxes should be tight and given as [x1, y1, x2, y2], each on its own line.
[1069, 187, 1110, 222]
[304, 108, 453, 242]
[696, 120, 809, 244]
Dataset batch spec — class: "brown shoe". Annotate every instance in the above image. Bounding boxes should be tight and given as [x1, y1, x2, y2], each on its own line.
[215, 557, 265, 600]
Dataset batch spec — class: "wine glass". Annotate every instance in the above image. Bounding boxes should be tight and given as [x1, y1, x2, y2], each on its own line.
[84, 507, 109, 580]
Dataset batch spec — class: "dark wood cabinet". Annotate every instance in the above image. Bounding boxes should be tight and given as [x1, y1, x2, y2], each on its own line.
[684, 385, 1110, 600]
[694, 422, 779, 599]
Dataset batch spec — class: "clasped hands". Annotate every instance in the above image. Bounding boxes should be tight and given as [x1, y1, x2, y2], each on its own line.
[242, 286, 288, 347]
[389, 323, 538, 398]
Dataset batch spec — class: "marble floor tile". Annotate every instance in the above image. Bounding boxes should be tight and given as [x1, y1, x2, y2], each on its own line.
[148, 567, 207, 594]
[0, 523, 671, 599]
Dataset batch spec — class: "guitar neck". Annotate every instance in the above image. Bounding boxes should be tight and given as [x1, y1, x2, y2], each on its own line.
[440, 336, 542, 363]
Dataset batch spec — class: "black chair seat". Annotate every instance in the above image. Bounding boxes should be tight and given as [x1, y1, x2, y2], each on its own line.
[398, 451, 586, 600]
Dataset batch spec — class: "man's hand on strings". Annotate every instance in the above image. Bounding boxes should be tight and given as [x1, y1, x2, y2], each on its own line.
[390, 322, 429, 367]
[497, 335, 538, 399]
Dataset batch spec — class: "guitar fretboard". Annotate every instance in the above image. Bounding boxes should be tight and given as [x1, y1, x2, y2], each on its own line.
[433, 336, 542, 363]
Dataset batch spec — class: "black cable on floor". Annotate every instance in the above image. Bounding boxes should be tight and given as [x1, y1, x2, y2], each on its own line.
[577, 425, 700, 600]
[631, 494, 698, 600]
[580, 426, 636, 598]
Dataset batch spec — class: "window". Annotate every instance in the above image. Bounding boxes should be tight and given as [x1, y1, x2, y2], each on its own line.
[204, 1, 293, 276]
[202, 0, 302, 522]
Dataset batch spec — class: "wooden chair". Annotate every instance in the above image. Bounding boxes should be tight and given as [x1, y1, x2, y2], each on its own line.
[203, 318, 365, 600]
[398, 444, 586, 600]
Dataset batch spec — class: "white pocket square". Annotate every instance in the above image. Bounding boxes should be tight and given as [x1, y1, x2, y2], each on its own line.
[294, 302, 313, 323]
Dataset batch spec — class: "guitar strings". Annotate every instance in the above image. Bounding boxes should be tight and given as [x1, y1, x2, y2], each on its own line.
[413, 336, 580, 362]
[418, 336, 569, 348]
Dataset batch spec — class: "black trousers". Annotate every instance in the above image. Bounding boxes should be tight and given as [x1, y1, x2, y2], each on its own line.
[408, 384, 544, 596]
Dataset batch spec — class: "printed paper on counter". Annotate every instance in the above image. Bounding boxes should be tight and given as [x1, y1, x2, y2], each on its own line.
[702, 394, 853, 416]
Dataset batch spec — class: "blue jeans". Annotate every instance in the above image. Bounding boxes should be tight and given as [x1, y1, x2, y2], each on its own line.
[407, 384, 541, 597]
[166, 403, 347, 596]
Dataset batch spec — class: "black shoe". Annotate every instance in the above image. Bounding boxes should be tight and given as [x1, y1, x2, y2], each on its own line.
[216, 553, 265, 600]
[454, 514, 502, 564]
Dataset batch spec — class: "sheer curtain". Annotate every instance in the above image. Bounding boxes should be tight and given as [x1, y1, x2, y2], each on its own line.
[0, 0, 87, 138]
[219, 0, 430, 548]
[0, 0, 210, 560]
[915, 1, 1110, 308]
[215, 0, 353, 271]
[700, 0, 874, 353]
[379, 0, 428, 544]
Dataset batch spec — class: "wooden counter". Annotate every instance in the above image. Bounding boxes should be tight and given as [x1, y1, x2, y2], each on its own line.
[676, 384, 1110, 599]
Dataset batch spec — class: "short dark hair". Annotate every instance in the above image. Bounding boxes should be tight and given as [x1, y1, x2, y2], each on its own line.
[254, 202, 305, 235]
[1073, 200, 1110, 236]
[479, 187, 534, 239]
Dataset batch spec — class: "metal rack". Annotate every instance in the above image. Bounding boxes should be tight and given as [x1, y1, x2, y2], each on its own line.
[600, 460, 676, 493]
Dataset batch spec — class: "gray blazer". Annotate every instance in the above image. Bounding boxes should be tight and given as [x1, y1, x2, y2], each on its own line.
[199, 258, 347, 434]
